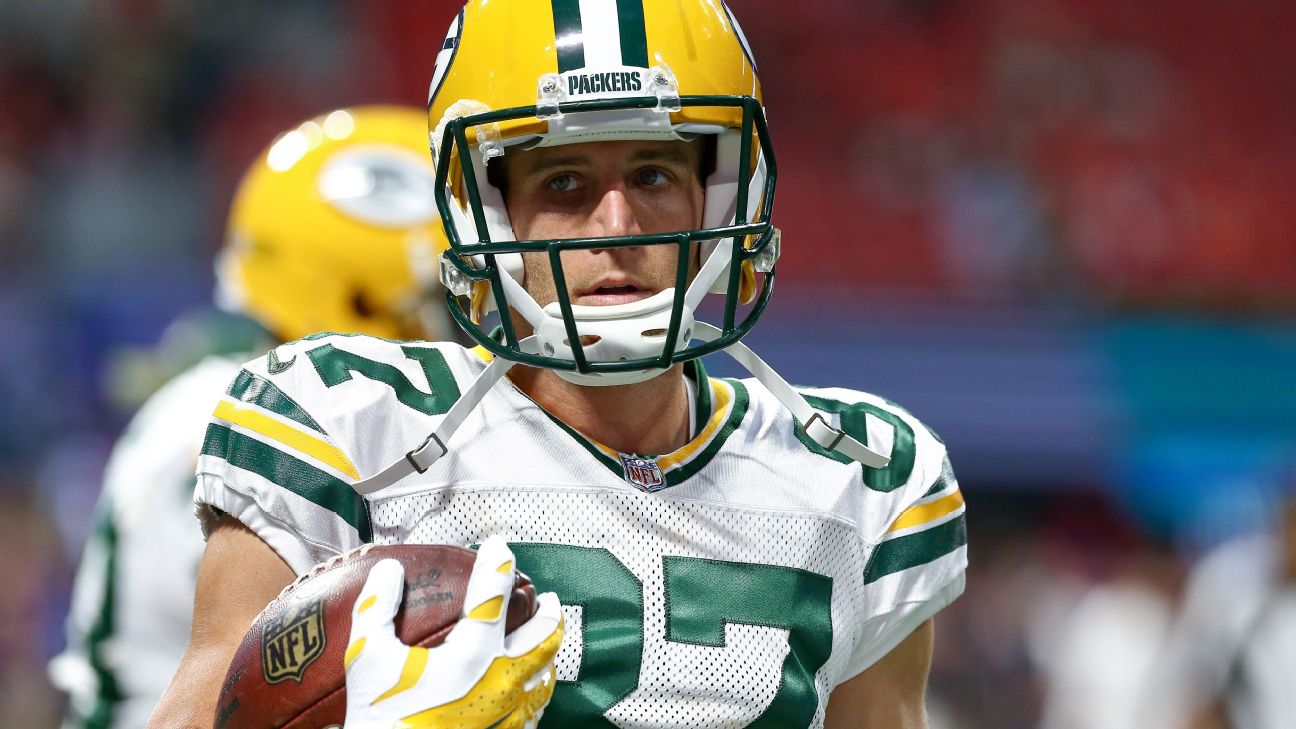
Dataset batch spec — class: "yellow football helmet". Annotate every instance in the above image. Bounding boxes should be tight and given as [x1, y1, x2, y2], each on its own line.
[217, 105, 451, 343]
[428, 0, 778, 386]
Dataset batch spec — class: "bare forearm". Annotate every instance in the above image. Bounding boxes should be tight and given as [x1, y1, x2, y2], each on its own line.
[147, 513, 295, 728]
[825, 619, 934, 729]
[148, 644, 240, 728]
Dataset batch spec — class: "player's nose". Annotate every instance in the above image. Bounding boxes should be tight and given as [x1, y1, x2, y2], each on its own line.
[588, 187, 642, 239]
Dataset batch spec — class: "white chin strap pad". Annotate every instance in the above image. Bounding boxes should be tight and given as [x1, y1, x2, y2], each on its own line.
[533, 288, 695, 387]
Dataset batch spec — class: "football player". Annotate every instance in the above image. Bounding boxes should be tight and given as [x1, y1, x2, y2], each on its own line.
[1161, 470, 1296, 729]
[51, 106, 455, 729]
[153, 2, 968, 727]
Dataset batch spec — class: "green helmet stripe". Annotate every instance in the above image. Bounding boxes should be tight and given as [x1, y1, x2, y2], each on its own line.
[615, 0, 649, 68]
[552, 0, 648, 73]
[551, 0, 585, 73]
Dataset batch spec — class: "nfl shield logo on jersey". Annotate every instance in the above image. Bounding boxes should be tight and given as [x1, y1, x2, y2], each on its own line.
[620, 454, 666, 493]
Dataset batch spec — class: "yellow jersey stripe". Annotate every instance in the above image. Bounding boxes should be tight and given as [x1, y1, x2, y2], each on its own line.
[213, 400, 360, 481]
[471, 345, 494, 363]
[658, 379, 732, 471]
[887, 490, 965, 534]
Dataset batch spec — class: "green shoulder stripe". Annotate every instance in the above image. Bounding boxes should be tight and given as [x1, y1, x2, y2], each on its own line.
[227, 370, 324, 435]
[202, 423, 372, 541]
[863, 514, 966, 585]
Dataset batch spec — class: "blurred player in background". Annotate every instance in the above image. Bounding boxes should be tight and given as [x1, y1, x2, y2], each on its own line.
[48, 105, 453, 728]
[153, 1, 966, 727]
[1163, 463, 1296, 729]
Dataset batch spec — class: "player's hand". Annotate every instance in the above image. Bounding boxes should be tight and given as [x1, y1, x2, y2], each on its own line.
[343, 536, 563, 729]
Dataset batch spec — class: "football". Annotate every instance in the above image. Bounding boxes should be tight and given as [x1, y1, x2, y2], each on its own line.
[214, 544, 537, 729]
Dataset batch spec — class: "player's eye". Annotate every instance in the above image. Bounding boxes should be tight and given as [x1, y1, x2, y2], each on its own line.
[636, 168, 672, 187]
[545, 173, 582, 193]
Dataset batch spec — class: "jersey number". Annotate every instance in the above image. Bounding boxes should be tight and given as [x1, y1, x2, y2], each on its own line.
[305, 343, 460, 415]
[510, 543, 834, 727]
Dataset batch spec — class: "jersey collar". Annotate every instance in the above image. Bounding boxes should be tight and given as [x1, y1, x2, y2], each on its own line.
[536, 360, 750, 492]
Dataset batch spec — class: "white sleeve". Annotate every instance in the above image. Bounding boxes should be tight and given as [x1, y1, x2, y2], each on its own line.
[193, 343, 372, 575]
[841, 442, 968, 681]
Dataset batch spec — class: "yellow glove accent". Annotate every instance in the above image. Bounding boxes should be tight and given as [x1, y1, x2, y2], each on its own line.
[343, 536, 563, 729]
[396, 628, 561, 729]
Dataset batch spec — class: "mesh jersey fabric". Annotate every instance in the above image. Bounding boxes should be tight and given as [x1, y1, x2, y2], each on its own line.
[195, 334, 967, 727]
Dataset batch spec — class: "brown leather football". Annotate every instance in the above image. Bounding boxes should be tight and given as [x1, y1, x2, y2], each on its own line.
[214, 544, 537, 729]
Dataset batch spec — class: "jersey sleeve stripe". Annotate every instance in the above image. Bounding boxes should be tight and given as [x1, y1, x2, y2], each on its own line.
[886, 489, 964, 534]
[79, 502, 125, 726]
[213, 401, 361, 480]
[227, 369, 325, 435]
[200, 423, 371, 540]
[864, 513, 967, 585]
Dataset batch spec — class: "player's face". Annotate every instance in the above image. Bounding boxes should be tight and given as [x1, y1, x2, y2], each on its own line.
[501, 139, 705, 308]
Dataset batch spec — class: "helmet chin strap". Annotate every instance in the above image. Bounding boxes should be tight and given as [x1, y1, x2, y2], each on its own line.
[349, 326, 891, 497]
[690, 323, 892, 469]
[350, 349, 517, 496]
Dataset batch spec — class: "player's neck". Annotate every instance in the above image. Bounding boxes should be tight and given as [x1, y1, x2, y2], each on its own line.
[509, 365, 692, 456]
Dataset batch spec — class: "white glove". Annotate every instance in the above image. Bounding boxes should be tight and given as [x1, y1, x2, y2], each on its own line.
[343, 536, 563, 729]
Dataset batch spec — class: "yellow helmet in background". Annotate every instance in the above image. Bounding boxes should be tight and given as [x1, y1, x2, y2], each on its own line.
[428, 0, 779, 386]
[217, 105, 451, 344]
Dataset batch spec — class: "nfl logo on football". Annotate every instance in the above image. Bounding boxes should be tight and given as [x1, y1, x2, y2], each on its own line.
[620, 454, 666, 493]
[261, 599, 326, 684]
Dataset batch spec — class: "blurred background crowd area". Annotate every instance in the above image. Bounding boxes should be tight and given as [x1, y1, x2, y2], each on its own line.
[1, 0, 1294, 726]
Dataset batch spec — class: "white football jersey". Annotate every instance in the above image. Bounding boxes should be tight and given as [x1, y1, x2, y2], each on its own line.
[195, 334, 967, 728]
[51, 355, 242, 729]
